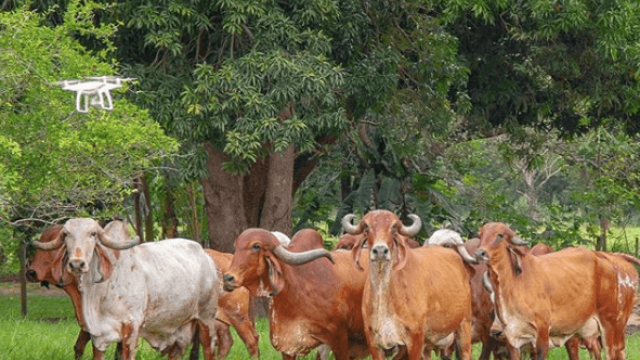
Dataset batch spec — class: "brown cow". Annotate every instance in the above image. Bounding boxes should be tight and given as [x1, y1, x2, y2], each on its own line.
[474, 222, 640, 360]
[343, 210, 474, 360]
[223, 228, 370, 360]
[26, 225, 96, 359]
[204, 249, 259, 359]
[486, 242, 602, 360]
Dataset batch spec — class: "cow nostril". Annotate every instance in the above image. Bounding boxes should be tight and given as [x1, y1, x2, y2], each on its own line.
[372, 245, 389, 257]
[223, 274, 235, 283]
[69, 259, 86, 271]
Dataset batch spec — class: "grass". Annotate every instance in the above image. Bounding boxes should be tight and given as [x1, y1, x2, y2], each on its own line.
[1, 294, 639, 360]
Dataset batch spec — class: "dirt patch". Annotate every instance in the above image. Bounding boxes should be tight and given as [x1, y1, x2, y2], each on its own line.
[0, 280, 66, 296]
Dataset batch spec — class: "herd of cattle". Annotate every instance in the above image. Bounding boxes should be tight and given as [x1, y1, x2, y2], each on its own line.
[25, 209, 640, 360]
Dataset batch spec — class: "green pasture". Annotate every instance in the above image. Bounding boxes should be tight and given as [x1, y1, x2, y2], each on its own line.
[0, 293, 638, 360]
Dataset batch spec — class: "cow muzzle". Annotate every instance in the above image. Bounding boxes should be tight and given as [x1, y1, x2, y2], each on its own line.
[222, 274, 238, 292]
[370, 244, 391, 261]
[67, 258, 88, 273]
[25, 269, 38, 282]
[474, 248, 490, 262]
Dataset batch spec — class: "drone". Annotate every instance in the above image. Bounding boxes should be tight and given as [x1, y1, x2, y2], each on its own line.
[56, 76, 135, 113]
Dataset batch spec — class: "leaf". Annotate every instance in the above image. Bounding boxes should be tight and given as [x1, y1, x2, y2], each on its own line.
[354, 170, 376, 213]
[378, 177, 402, 210]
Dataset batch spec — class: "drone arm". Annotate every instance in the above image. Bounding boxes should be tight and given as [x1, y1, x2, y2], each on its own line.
[76, 90, 89, 113]
[101, 89, 114, 110]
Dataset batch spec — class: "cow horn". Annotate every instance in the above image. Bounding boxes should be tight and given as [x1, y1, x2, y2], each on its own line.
[457, 244, 478, 264]
[510, 236, 529, 246]
[342, 214, 364, 235]
[98, 231, 140, 250]
[482, 271, 494, 294]
[31, 235, 63, 251]
[273, 245, 334, 265]
[399, 214, 421, 237]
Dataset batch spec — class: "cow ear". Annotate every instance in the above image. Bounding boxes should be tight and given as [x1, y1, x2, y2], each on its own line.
[351, 236, 367, 271]
[393, 236, 408, 271]
[508, 247, 523, 275]
[51, 245, 69, 287]
[91, 244, 113, 283]
[265, 253, 285, 296]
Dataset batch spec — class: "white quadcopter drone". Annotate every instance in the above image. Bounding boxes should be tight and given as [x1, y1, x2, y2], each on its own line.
[57, 76, 135, 113]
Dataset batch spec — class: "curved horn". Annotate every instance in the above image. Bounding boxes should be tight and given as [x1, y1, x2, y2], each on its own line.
[98, 231, 140, 250]
[399, 214, 421, 237]
[31, 235, 63, 251]
[510, 236, 529, 246]
[482, 271, 494, 294]
[342, 214, 364, 235]
[273, 245, 334, 265]
[457, 244, 478, 264]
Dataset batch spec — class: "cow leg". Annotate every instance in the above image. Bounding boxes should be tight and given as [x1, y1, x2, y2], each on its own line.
[215, 321, 234, 359]
[565, 337, 580, 360]
[405, 333, 425, 360]
[598, 318, 619, 360]
[227, 316, 259, 358]
[534, 327, 550, 360]
[92, 346, 105, 360]
[196, 320, 216, 360]
[421, 345, 432, 360]
[456, 316, 473, 360]
[440, 344, 455, 360]
[282, 353, 297, 360]
[74, 329, 91, 359]
[507, 342, 522, 360]
[190, 326, 200, 360]
[120, 323, 140, 360]
[478, 336, 498, 360]
[611, 327, 626, 360]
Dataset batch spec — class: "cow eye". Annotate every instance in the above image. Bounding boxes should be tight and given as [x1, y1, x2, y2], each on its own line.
[92, 231, 97, 236]
[252, 243, 261, 251]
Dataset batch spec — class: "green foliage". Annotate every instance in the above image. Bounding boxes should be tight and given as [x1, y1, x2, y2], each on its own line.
[439, 0, 640, 135]
[0, 4, 177, 272]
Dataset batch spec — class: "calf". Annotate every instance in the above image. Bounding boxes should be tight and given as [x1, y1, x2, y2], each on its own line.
[204, 249, 259, 359]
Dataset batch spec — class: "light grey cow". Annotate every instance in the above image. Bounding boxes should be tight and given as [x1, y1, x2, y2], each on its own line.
[32, 218, 220, 360]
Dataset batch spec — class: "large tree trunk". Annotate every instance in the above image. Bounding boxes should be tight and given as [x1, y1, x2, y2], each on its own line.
[258, 146, 295, 236]
[161, 186, 179, 239]
[243, 159, 268, 228]
[201, 143, 247, 253]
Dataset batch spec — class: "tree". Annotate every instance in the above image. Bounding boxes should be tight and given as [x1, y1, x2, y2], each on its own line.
[0, 3, 177, 271]
[439, 0, 640, 135]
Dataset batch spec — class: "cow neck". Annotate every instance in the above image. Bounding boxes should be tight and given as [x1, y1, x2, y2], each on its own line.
[487, 245, 523, 318]
[367, 255, 396, 322]
[269, 263, 297, 310]
[78, 246, 130, 335]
